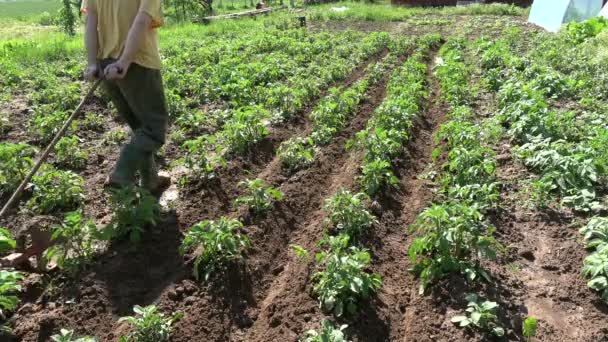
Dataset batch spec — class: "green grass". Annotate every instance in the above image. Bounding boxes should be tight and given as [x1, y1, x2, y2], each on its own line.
[307, 1, 528, 22]
[0, 0, 61, 20]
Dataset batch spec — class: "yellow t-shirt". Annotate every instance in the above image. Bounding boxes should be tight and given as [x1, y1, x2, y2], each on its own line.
[87, 0, 163, 70]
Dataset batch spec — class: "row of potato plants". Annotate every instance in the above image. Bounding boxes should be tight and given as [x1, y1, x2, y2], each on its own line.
[348, 33, 441, 197]
[476, 20, 608, 301]
[174, 32, 392, 186]
[302, 35, 443, 341]
[277, 51, 407, 174]
[0, 25, 391, 339]
[407, 39, 505, 337]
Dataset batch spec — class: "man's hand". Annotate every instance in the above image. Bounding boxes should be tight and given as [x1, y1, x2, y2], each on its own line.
[84, 64, 100, 81]
[104, 59, 131, 80]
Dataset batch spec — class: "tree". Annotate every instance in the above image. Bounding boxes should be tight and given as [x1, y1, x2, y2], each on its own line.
[59, 0, 76, 36]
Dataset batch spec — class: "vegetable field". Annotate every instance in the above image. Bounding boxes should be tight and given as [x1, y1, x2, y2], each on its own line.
[2, 3, 608, 341]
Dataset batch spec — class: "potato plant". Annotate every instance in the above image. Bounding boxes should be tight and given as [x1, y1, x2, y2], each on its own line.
[28, 165, 85, 214]
[54, 135, 88, 169]
[118, 305, 183, 342]
[409, 203, 498, 293]
[301, 320, 350, 342]
[451, 293, 504, 337]
[180, 217, 250, 281]
[234, 178, 283, 214]
[179, 134, 226, 183]
[277, 137, 315, 173]
[313, 234, 382, 317]
[0, 142, 37, 195]
[221, 106, 271, 155]
[45, 211, 99, 274]
[51, 329, 97, 342]
[0, 227, 16, 253]
[101, 187, 160, 243]
[323, 189, 376, 238]
[29, 107, 72, 143]
[0, 270, 23, 319]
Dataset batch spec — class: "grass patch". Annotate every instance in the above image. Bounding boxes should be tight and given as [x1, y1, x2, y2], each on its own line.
[0, 0, 61, 20]
[307, 1, 528, 22]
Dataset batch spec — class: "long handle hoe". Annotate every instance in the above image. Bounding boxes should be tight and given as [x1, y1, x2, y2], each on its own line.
[0, 80, 101, 219]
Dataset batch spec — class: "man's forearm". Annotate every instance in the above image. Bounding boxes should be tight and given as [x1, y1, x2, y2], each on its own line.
[119, 12, 152, 65]
[85, 10, 98, 66]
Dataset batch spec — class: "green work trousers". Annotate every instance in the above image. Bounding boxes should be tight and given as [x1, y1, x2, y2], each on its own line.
[100, 60, 168, 189]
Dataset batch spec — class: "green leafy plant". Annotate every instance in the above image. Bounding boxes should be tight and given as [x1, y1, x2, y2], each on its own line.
[523, 316, 538, 341]
[51, 329, 97, 342]
[180, 218, 250, 281]
[55, 136, 88, 169]
[102, 188, 160, 242]
[301, 320, 350, 342]
[0, 270, 23, 318]
[409, 203, 498, 293]
[104, 128, 129, 145]
[313, 234, 382, 317]
[579, 217, 608, 250]
[290, 244, 310, 261]
[277, 137, 315, 173]
[323, 189, 376, 238]
[582, 243, 608, 301]
[118, 305, 182, 342]
[360, 159, 398, 197]
[179, 135, 226, 183]
[45, 211, 99, 274]
[29, 108, 71, 143]
[234, 179, 283, 214]
[451, 293, 504, 337]
[221, 106, 270, 155]
[0, 228, 16, 254]
[0, 143, 37, 195]
[28, 166, 85, 214]
[80, 113, 105, 132]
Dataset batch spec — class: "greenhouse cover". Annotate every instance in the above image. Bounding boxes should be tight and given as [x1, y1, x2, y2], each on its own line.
[529, 0, 603, 31]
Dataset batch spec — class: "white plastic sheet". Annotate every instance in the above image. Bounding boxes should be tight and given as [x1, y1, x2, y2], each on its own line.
[529, 0, 603, 32]
[601, 3, 608, 18]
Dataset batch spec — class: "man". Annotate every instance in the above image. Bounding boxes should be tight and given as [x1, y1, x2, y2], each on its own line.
[84, 0, 170, 196]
